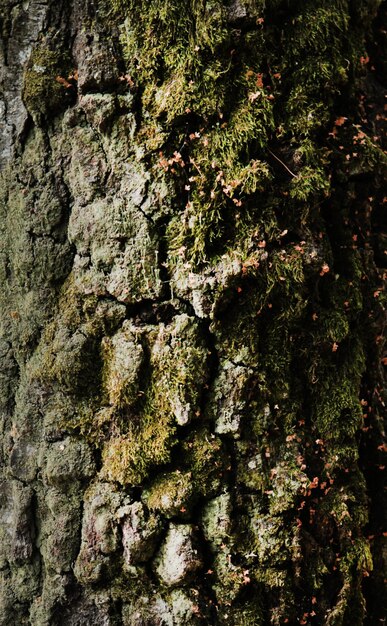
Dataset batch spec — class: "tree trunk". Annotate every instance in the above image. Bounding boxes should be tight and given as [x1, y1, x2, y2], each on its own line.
[0, 1, 385, 624]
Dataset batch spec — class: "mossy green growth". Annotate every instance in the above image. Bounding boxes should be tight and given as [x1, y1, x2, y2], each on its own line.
[317, 471, 369, 530]
[316, 378, 363, 441]
[30, 279, 99, 391]
[100, 315, 209, 486]
[312, 334, 366, 449]
[109, 0, 378, 272]
[226, 603, 264, 626]
[324, 539, 372, 626]
[23, 41, 75, 117]
[181, 428, 227, 499]
[99, 378, 177, 487]
[289, 165, 330, 202]
[278, 0, 353, 137]
[30, 276, 126, 402]
[143, 471, 195, 517]
[111, 0, 275, 264]
[148, 314, 209, 427]
[99, 317, 223, 486]
[100, 419, 175, 486]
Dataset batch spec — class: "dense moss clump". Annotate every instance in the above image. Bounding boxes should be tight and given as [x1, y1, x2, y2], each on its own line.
[108, 0, 385, 271]
[23, 39, 76, 117]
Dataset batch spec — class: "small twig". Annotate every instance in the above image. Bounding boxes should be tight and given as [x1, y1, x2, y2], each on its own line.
[189, 157, 204, 178]
[268, 148, 297, 178]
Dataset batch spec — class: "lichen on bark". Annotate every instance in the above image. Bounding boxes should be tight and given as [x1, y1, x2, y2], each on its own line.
[0, 0, 385, 625]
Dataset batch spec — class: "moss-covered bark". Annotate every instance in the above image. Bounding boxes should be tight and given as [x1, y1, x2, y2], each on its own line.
[0, 1, 385, 624]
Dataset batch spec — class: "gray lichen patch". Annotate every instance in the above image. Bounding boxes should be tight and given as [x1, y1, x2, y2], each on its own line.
[169, 250, 259, 319]
[122, 597, 172, 626]
[210, 360, 258, 436]
[0, 481, 35, 567]
[154, 524, 203, 587]
[0, 127, 74, 362]
[122, 589, 205, 625]
[38, 486, 83, 575]
[201, 493, 232, 550]
[119, 501, 163, 566]
[68, 177, 163, 305]
[42, 437, 96, 487]
[75, 480, 128, 585]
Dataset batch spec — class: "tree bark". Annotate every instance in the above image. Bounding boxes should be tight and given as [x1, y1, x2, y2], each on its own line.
[0, 1, 385, 624]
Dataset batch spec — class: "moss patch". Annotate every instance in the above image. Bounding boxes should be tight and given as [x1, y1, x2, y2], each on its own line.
[23, 41, 76, 117]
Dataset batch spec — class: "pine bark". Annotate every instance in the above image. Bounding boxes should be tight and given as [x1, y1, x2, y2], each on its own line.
[0, 1, 385, 625]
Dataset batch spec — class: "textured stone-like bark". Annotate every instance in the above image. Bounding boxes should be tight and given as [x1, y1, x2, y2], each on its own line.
[0, 1, 385, 624]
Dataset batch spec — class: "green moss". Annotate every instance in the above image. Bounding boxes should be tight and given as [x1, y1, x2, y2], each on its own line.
[144, 471, 195, 517]
[100, 417, 175, 485]
[311, 331, 366, 451]
[148, 315, 209, 427]
[211, 551, 251, 607]
[115, 0, 230, 121]
[316, 378, 363, 441]
[222, 593, 265, 626]
[317, 310, 351, 344]
[29, 276, 127, 412]
[317, 471, 369, 531]
[289, 165, 330, 202]
[109, 0, 276, 265]
[323, 539, 372, 626]
[101, 407, 224, 489]
[23, 41, 75, 117]
[279, 0, 352, 136]
[5, 1, 380, 618]
[346, 132, 387, 176]
[31, 281, 97, 389]
[181, 428, 227, 499]
[106, 0, 379, 280]
[99, 315, 209, 486]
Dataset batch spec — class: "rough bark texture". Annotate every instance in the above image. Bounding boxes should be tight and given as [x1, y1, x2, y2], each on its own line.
[0, 1, 386, 625]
